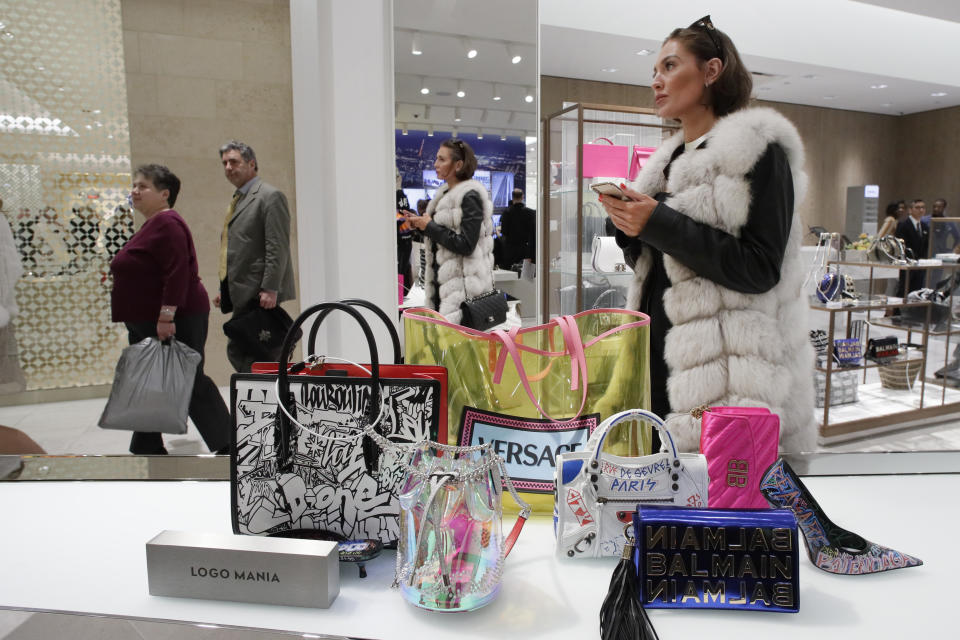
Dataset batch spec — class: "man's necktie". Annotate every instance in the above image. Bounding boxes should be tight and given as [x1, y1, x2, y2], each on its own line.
[218, 190, 242, 282]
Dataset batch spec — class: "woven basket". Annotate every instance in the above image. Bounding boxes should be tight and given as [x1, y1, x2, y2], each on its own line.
[879, 353, 922, 390]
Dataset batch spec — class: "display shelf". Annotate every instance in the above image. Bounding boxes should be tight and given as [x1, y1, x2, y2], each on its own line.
[540, 103, 679, 321]
[813, 257, 960, 442]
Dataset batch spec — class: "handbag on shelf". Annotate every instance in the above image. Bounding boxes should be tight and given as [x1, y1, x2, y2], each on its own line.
[459, 289, 508, 331]
[590, 235, 630, 274]
[230, 301, 442, 543]
[833, 338, 862, 366]
[554, 409, 708, 558]
[869, 235, 910, 265]
[582, 137, 629, 178]
[394, 439, 531, 612]
[699, 406, 780, 509]
[223, 298, 302, 361]
[813, 355, 859, 408]
[866, 336, 899, 361]
[404, 307, 653, 515]
[99, 337, 200, 435]
[809, 329, 829, 355]
[627, 145, 656, 181]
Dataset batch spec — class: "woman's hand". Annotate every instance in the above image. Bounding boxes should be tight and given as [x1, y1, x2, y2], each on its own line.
[405, 212, 430, 232]
[157, 319, 175, 340]
[599, 184, 658, 238]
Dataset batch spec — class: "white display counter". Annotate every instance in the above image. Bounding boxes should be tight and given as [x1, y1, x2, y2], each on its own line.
[0, 475, 952, 638]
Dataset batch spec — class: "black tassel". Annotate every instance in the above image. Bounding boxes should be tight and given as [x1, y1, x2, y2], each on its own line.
[599, 542, 659, 640]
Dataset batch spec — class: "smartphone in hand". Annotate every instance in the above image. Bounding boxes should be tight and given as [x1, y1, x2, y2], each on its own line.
[590, 181, 632, 201]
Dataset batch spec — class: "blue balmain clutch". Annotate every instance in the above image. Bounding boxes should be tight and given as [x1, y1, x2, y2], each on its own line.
[632, 506, 800, 613]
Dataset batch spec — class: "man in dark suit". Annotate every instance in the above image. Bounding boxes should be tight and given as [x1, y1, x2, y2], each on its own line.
[214, 140, 296, 372]
[895, 198, 930, 298]
[499, 188, 536, 269]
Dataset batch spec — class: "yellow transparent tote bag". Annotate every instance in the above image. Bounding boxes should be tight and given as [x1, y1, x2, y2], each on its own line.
[403, 308, 651, 514]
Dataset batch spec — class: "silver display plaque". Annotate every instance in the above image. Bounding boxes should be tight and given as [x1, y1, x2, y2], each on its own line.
[146, 530, 339, 608]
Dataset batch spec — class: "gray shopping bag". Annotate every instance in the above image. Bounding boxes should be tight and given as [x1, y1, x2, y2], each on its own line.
[98, 337, 201, 434]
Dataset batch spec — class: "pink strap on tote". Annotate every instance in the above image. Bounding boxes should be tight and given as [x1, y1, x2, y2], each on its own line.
[491, 315, 589, 422]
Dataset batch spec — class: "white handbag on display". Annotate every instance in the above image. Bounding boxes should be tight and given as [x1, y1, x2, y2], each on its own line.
[591, 235, 630, 274]
[553, 409, 709, 559]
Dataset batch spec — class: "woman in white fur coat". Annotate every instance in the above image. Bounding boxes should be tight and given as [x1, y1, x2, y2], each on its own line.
[406, 139, 495, 324]
[599, 16, 816, 453]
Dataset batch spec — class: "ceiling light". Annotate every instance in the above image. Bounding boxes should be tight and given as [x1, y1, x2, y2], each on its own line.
[500, 131, 507, 141]
[524, 87, 534, 103]
[423, 105, 431, 119]
[635, 49, 653, 56]
[477, 129, 484, 140]
[454, 107, 462, 122]
[400, 123, 408, 135]
[419, 76, 429, 95]
[932, 92, 948, 97]
[480, 108, 488, 123]
[492, 83, 501, 101]
[870, 84, 888, 89]
[427, 125, 434, 137]
[456, 80, 465, 98]
[507, 44, 522, 64]
[411, 32, 422, 56]
[463, 38, 477, 59]
[601, 67, 618, 73]
[452, 127, 459, 138]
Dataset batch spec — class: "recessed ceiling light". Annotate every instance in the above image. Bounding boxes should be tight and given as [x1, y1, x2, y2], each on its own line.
[870, 84, 888, 89]
[500, 132, 507, 141]
[463, 38, 477, 59]
[427, 125, 434, 137]
[507, 44, 522, 64]
[601, 67, 618, 73]
[635, 49, 653, 56]
[823, 95, 837, 100]
[932, 92, 948, 97]
[419, 76, 429, 95]
[411, 32, 422, 56]
[456, 80, 465, 98]
[492, 83, 501, 101]
[454, 107, 462, 122]
[524, 86, 534, 103]
[477, 128, 484, 139]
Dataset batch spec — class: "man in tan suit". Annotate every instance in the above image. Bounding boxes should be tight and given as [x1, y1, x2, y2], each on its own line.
[214, 140, 296, 372]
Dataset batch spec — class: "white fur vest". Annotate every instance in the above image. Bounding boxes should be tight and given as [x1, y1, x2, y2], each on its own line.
[627, 107, 816, 453]
[423, 179, 495, 323]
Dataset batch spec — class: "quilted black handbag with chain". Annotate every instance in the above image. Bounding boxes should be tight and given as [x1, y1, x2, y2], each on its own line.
[459, 289, 508, 331]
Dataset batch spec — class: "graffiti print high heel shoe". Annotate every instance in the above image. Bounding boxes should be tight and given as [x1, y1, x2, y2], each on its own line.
[759, 458, 922, 575]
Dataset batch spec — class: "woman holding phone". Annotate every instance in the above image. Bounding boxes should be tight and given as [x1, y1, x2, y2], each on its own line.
[599, 16, 815, 452]
[405, 139, 495, 323]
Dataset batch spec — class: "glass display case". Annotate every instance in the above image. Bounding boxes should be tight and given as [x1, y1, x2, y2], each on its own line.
[539, 103, 678, 322]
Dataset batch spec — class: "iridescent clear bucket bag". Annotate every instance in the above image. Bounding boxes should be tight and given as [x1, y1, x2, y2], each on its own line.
[390, 439, 531, 612]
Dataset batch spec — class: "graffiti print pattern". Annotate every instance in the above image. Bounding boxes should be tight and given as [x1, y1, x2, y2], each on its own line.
[232, 376, 439, 543]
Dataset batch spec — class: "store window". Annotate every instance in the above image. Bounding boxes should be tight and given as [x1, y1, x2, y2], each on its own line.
[0, 0, 132, 391]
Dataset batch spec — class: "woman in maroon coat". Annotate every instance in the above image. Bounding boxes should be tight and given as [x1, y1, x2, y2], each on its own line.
[110, 164, 229, 455]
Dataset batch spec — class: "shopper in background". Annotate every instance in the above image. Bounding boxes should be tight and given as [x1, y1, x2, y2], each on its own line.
[925, 198, 960, 255]
[214, 140, 296, 372]
[405, 139, 495, 323]
[879, 201, 900, 237]
[500, 188, 536, 270]
[895, 198, 930, 296]
[396, 170, 415, 296]
[599, 16, 815, 452]
[110, 165, 230, 455]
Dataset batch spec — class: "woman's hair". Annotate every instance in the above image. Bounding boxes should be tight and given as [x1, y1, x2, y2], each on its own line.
[885, 201, 900, 218]
[134, 164, 181, 207]
[666, 19, 752, 117]
[440, 139, 478, 181]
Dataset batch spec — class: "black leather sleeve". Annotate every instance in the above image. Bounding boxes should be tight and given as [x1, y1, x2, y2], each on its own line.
[423, 190, 484, 256]
[636, 143, 794, 294]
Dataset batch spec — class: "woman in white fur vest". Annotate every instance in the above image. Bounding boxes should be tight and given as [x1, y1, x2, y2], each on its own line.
[600, 16, 816, 453]
[406, 139, 495, 324]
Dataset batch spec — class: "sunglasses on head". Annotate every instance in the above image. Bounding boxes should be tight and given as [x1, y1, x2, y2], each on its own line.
[688, 15, 723, 62]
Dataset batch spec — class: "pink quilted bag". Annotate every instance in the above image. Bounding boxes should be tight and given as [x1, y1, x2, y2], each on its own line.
[699, 406, 780, 508]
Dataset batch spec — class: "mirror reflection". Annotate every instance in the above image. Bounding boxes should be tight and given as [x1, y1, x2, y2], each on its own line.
[1, 0, 959, 471]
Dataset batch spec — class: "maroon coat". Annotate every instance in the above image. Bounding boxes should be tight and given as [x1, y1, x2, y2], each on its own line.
[110, 209, 209, 323]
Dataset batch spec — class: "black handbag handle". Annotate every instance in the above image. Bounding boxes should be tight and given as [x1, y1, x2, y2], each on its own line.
[275, 302, 381, 467]
[306, 298, 402, 364]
